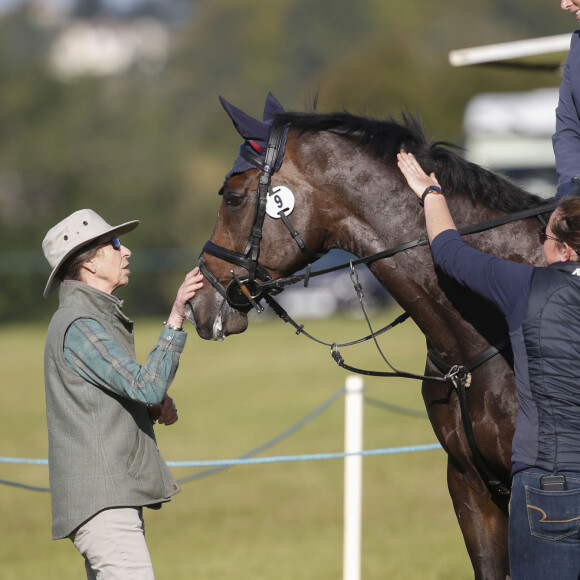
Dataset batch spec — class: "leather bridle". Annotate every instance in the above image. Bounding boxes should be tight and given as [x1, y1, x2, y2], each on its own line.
[199, 122, 322, 313]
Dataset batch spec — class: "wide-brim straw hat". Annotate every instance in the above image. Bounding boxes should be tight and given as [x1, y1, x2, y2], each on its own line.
[42, 208, 139, 297]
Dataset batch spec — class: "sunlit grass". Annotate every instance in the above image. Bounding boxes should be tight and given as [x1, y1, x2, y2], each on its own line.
[0, 306, 471, 579]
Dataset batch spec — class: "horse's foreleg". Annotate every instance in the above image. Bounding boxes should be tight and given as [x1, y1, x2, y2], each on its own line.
[447, 460, 510, 580]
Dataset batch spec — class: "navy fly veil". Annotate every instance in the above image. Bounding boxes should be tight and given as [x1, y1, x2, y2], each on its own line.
[219, 92, 289, 186]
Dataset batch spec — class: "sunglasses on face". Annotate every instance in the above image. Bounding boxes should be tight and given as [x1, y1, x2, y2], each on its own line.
[106, 237, 121, 250]
[538, 226, 561, 245]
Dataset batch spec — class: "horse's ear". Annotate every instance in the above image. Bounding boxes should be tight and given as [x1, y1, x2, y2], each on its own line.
[219, 95, 270, 143]
[263, 92, 284, 123]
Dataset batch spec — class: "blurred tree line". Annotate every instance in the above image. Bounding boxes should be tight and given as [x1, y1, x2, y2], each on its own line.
[0, 0, 573, 321]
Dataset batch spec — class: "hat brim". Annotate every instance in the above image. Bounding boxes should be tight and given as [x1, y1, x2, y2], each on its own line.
[43, 219, 140, 297]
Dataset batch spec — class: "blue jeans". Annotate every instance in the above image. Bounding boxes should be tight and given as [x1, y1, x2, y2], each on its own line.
[510, 468, 580, 580]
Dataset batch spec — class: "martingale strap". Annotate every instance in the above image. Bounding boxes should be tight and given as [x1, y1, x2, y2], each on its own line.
[427, 338, 513, 498]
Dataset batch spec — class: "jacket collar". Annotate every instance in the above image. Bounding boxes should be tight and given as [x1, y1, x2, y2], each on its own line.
[58, 280, 132, 326]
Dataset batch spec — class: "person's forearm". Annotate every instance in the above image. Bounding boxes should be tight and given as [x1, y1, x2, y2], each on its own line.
[65, 318, 186, 405]
[423, 192, 457, 244]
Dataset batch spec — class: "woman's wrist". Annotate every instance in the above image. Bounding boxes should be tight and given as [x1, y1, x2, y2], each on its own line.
[165, 310, 185, 331]
[419, 185, 443, 206]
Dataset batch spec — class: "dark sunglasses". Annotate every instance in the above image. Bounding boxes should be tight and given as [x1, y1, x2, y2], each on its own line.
[106, 237, 121, 250]
[538, 226, 561, 245]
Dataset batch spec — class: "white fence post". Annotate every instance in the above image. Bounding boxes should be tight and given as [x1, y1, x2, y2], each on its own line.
[343, 375, 365, 580]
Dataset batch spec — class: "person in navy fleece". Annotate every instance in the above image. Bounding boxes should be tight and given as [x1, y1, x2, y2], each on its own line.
[398, 149, 580, 580]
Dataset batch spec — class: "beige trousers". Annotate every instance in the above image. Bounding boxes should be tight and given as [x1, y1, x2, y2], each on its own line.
[71, 507, 155, 580]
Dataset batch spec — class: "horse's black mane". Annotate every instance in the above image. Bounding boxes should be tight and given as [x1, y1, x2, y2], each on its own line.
[274, 110, 545, 212]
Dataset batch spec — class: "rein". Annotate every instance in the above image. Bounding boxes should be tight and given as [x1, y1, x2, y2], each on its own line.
[259, 198, 558, 294]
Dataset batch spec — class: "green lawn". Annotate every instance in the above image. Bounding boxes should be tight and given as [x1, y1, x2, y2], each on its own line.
[0, 306, 472, 579]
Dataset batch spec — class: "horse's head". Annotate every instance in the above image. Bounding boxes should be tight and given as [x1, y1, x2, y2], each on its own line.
[186, 94, 333, 340]
[187, 94, 545, 341]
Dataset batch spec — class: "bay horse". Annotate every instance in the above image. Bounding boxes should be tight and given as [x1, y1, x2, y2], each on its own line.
[186, 93, 556, 579]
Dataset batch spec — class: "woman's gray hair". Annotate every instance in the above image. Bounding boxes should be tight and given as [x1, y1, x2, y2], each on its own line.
[57, 239, 103, 282]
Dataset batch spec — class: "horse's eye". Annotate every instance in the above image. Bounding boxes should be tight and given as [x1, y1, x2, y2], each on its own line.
[224, 193, 245, 208]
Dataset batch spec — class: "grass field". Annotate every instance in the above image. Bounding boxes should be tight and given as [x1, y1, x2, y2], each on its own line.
[0, 305, 472, 579]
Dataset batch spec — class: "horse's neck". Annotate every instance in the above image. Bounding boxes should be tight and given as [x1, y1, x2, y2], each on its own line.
[303, 135, 542, 358]
[334, 187, 535, 359]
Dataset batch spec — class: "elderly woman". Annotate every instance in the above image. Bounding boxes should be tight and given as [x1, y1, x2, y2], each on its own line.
[42, 208, 203, 580]
[398, 150, 580, 579]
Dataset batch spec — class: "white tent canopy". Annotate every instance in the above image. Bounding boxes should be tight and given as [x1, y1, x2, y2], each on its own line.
[449, 34, 571, 69]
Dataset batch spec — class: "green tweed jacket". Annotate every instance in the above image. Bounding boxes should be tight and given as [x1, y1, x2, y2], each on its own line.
[44, 282, 180, 540]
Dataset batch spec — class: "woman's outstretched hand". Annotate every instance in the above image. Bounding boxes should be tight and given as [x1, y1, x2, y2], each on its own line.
[397, 151, 440, 199]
